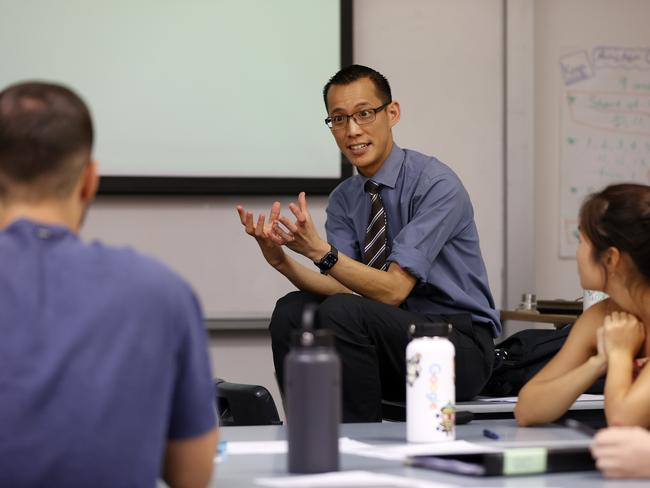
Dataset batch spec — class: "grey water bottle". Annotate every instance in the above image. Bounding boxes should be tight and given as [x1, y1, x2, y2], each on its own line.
[285, 304, 341, 473]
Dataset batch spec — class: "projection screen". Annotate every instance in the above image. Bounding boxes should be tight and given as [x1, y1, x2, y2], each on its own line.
[0, 0, 353, 194]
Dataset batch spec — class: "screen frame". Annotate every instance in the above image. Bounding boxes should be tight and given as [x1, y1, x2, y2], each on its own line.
[98, 0, 353, 196]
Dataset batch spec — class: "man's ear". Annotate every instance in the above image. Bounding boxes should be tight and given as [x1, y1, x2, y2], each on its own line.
[80, 160, 99, 203]
[387, 101, 400, 128]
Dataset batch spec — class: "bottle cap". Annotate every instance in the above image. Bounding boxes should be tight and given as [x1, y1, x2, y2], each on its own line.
[291, 328, 335, 348]
[409, 321, 452, 338]
[518, 293, 537, 311]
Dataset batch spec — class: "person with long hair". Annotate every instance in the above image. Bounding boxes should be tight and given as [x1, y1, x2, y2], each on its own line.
[515, 183, 650, 428]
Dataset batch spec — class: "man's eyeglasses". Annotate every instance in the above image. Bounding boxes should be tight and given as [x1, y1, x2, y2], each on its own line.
[324, 102, 391, 130]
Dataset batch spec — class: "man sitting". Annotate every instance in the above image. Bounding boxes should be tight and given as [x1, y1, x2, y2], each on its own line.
[0, 81, 217, 488]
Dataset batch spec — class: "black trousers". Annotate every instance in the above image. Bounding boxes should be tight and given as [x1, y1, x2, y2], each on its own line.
[269, 291, 495, 422]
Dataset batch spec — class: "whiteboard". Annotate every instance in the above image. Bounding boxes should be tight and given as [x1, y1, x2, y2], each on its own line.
[559, 45, 650, 257]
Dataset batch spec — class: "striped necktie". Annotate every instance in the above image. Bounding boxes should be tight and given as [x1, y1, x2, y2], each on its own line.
[363, 180, 389, 270]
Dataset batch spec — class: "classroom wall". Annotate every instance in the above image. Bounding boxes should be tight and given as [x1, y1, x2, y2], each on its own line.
[82, 0, 505, 322]
[355, 0, 505, 312]
[533, 0, 650, 300]
[80, 0, 505, 419]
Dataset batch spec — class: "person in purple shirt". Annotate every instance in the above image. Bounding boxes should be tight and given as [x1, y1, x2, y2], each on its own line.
[0, 82, 217, 487]
[238, 65, 500, 422]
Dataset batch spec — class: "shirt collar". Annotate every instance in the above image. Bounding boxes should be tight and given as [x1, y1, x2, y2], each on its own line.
[360, 143, 404, 190]
[5, 218, 74, 239]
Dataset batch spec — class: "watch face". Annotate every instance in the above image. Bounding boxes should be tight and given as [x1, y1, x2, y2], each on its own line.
[317, 248, 338, 272]
[321, 254, 337, 269]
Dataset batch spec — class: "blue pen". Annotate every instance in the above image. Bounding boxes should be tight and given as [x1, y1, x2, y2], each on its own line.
[215, 440, 228, 463]
[218, 440, 228, 454]
[482, 428, 500, 440]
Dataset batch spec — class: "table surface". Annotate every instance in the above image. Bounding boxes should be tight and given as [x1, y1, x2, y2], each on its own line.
[500, 309, 579, 325]
[210, 419, 645, 488]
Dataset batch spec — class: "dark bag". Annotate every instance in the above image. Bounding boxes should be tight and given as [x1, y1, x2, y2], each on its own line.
[483, 326, 604, 397]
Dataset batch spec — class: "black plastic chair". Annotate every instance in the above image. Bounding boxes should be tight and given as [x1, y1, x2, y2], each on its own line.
[214, 378, 282, 426]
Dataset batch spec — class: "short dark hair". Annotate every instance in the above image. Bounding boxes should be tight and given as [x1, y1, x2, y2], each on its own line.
[0, 81, 93, 200]
[322, 64, 392, 111]
[579, 183, 650, 282]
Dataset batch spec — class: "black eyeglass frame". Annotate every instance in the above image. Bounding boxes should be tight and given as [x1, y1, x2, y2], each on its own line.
[324, 101, 391, 130]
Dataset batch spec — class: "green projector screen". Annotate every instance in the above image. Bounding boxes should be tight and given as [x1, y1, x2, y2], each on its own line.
[0, 0, 352, 194]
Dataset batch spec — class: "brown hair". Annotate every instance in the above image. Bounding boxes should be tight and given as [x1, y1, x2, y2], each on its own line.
[0, 81, 93, 200]
[579, 183, 650, 282]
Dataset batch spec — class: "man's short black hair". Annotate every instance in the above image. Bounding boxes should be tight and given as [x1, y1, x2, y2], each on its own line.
[322, 64, 392, 111]
[0, 81, 93, 200]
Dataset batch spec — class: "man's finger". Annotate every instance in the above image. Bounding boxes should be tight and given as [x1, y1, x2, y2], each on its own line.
[299, 192, 308, 213]
[273, 222, 294, 242]
[278, 215, 299, 233]
[288, 203, 307, 224]
[237, 206, 247, 225]
[243, 211, 257, 234]
[269, 201, 281, 222]
[255, 213, 266, 236]
[268, 227, 284, 244]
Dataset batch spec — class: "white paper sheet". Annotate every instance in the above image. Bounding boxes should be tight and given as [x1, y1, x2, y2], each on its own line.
[255, 470, 464, 487]
[217, 437, 496, 463]
[217, 437, 371, 458]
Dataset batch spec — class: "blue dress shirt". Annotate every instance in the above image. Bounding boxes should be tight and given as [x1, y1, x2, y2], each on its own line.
[326, 144, 501, 336]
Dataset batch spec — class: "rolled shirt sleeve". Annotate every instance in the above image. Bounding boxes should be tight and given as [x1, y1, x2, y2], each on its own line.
[389, 172, 468, 282]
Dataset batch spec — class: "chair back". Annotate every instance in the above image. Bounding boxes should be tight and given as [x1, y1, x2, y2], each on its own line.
[215, 378, 282, 426]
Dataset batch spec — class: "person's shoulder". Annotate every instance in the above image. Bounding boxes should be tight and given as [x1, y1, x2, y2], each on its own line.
[400, 148, 467, 201]
[328, 173, 364, 204]
[402, 148, 462, 184]
[581, 297, 630, 324]
[85, 240, 195, 299]
[573, 298, 612, 332]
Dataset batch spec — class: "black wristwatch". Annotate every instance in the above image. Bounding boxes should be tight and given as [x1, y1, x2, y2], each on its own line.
[314, 245, 338, 274]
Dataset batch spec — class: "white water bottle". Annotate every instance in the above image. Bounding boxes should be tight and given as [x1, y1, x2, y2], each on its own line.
[406, 321, 455, 443]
